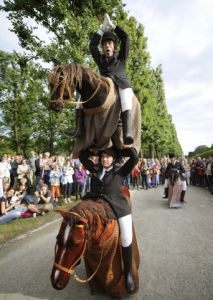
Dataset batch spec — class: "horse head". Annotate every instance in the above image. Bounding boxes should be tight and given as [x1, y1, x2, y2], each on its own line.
[48, 64, 82, 112]
[51, 209, 87, 290]
[48, 63, 108, 114]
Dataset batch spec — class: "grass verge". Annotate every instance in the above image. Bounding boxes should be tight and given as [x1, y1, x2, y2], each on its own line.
[0, 197, 78, 245]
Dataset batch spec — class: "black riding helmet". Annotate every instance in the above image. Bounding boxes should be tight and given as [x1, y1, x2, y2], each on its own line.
[101, 31, 117, 46]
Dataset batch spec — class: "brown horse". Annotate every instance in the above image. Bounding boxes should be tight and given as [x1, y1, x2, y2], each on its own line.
[51, 188, 140, 298]
[48, 63, 141, 158]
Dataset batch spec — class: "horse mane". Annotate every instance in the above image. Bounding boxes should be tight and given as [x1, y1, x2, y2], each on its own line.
[48, 63, 102, 99]
[69, 199, 116, 235]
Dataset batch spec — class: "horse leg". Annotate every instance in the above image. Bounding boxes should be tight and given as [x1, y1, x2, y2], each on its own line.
[63, 108, 84, 137]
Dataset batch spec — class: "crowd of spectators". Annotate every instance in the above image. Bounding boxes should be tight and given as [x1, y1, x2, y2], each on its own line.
[0, 151, 212, 225]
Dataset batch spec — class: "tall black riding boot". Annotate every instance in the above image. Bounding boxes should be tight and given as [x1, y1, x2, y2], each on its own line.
[63, 108, 84, 138]
[121, 110, 134, 145]
[180, 190, 186, 203]
[162, 188, 168, 198]
[122, 244, 135, 293]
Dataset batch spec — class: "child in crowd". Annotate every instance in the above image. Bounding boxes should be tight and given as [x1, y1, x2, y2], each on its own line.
[49, 163, 62, 205]
[61, 159, 74, 203]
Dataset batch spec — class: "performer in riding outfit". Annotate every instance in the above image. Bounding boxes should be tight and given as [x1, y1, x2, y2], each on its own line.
[163, 153, 187, 203]
[79, 146, 139, 293]
[65, 14, 134, 145]
[88, 14, 134, 145]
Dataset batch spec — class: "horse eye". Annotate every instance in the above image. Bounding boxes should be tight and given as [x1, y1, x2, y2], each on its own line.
[75, 221, 83, 225]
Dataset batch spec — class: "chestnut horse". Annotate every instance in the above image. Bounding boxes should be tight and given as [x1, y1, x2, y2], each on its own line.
[48, 63, 141, 158]
[51, 189, 140, 298]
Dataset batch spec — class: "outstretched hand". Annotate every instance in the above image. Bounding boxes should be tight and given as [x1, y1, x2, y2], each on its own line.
[104, 13, 115, 30]
[104, 14, 115, 30]
[100, 14, 115, 32]
[100, 14, 109, 32]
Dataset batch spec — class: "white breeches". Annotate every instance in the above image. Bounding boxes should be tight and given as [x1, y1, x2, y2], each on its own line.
[118, 214, 132, 247]
[118, 87, 133, 112]
[164, 178, 187, 191]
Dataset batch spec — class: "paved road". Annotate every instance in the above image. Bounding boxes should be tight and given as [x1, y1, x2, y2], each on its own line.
[0, 185, 213, 300]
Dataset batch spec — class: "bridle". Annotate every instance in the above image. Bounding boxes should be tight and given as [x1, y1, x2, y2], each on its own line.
[53, 211, 104, 283]
[49, 74, 102, 107]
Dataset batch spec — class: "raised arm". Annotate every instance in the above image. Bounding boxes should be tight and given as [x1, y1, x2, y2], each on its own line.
[118, 147, 139, 177]
[114, 25, 130, 60]
[79, 149, 98, 175]
[89, 32, 102, 65]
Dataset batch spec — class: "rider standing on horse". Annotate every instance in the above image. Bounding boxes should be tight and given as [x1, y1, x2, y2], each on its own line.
[89, 14, 134, 145]
[79, 146, 139, 293]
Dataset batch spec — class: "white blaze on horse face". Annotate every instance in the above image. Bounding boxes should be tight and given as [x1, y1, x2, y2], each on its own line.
[54, 224, 71, 281]
[63, 224, 71, 245]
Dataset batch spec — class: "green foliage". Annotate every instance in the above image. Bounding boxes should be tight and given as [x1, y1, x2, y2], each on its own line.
[195, 149, 213, 158]
[0, 1, 183, 157]
[194, 145, 210, 154]
[1, 0, 123, 64]
[188, 145, 212, 158]
[0, 50, 75, 155]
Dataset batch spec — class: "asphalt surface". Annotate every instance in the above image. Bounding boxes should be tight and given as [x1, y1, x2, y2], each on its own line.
[0, 185, 213, 300]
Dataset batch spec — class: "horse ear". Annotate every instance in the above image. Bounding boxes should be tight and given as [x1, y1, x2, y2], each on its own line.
[55, 209, 87, 224]
[55, 209, 71, 219]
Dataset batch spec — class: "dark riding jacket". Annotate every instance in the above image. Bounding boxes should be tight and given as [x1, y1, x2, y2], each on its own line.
[165, 161, 186, 181]
[79, 147, 139, 218]
[89, 25, 132, 89]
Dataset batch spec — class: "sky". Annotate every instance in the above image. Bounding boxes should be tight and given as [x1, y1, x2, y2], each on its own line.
[0, 0, 213, 155]
[123, 0, 213, 154]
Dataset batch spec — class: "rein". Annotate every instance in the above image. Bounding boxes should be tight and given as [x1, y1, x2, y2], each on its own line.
[53, 211, 105, 284]
[50, 79, 101, 106]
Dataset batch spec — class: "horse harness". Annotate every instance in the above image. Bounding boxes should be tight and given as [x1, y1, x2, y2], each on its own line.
[49, 69, 102, 107]
[53, 211, 107, 283]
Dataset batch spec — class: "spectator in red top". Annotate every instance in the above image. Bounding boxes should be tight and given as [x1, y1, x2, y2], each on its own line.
[131, 164, 140, 190]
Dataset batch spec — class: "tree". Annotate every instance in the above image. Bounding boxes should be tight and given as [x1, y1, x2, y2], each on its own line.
[0, 0, 124, 64]
[153, 65, 182, 157]
[0, 1, 183, 157]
